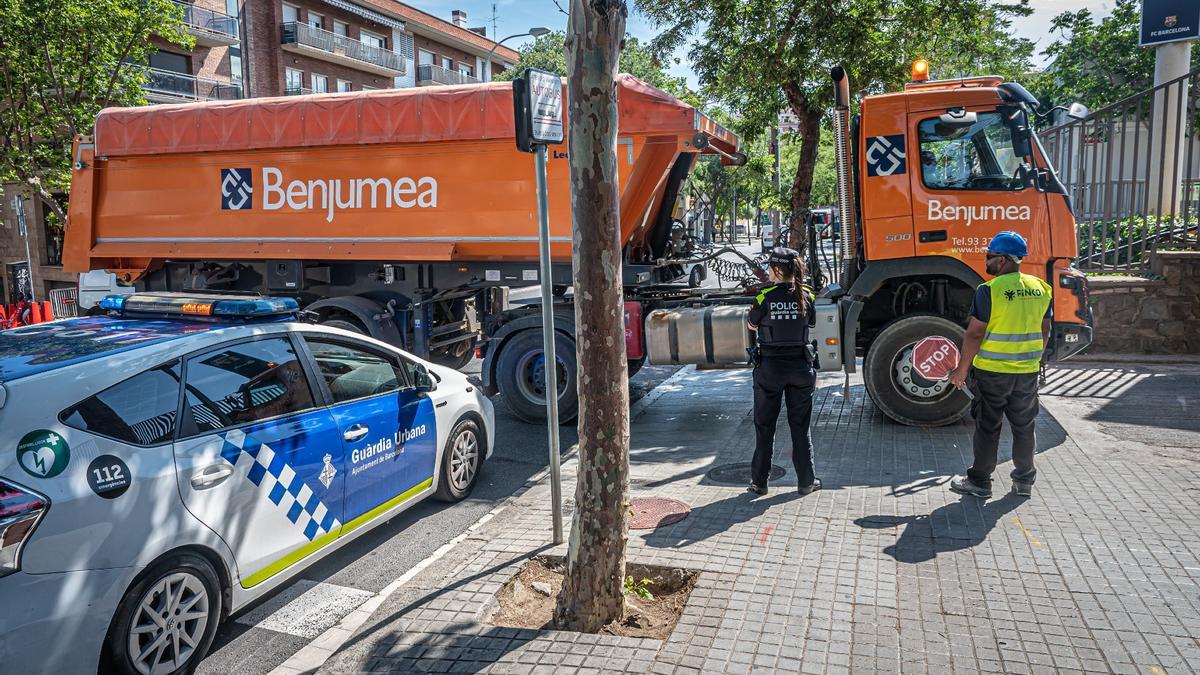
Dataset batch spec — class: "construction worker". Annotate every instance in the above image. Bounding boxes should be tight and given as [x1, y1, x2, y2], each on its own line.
[746, 247, 820, 496]
[947, 231, 1052, 499]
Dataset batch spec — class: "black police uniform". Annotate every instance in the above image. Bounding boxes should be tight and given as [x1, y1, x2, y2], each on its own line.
[747, 282, 818, 489]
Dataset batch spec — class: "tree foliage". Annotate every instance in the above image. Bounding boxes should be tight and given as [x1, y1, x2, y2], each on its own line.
[0, 0, 191, 222]
[635, 0, 1034, 246]
[1031, 0, 1193, 114]
[495, 30, 697, 105]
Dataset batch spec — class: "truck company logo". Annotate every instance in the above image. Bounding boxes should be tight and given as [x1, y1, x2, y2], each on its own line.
[927, 199, 1031, 227]
[221, 168, 253, 210]
[866, 135, 906, 176]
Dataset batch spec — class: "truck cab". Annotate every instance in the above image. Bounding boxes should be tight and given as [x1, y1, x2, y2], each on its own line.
[821, 64, 1093, 425]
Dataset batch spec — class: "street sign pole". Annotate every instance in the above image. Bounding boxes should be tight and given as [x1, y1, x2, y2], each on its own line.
[514, 67, 566, 545]
[534, 143, 564, 545]
[11, 194, 35, 301]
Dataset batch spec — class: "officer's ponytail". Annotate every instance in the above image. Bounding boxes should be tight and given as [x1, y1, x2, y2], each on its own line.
[768, 255, 812, 313]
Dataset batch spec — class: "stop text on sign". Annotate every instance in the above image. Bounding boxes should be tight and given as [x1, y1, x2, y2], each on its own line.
[915, 342, 952, 377]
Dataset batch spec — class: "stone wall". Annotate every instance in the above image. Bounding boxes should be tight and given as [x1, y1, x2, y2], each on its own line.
[1088, 251, 1200, 354]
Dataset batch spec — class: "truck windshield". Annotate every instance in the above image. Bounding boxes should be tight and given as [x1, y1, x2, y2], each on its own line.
[918, 111, 1024, 191]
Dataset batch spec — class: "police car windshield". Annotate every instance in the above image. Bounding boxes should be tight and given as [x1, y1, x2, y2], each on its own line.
[0, 318, 211, 382]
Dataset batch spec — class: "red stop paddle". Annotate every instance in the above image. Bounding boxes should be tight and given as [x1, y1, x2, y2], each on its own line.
[912, 336, 973, 399]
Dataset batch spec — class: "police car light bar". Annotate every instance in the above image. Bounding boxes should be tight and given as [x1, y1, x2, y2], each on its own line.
[100, 292, 299, 319]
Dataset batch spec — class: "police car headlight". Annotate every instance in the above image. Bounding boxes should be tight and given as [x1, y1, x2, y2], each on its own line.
[0, 479, 48, 578]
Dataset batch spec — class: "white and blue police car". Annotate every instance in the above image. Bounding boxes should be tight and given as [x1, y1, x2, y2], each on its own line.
[0, 292, 493, 674]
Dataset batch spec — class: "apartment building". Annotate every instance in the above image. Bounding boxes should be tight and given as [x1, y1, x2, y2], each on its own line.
[0, 1, 521, 304]
[244, 2, 518, 96]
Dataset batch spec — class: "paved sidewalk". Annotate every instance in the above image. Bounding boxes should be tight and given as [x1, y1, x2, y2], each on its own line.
[319, 364, 1200, 674]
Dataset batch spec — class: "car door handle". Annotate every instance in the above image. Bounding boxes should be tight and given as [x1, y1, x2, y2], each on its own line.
[343, 424, 369, 442]
[190, 464, 234, 490]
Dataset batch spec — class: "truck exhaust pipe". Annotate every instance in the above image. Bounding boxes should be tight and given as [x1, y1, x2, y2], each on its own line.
[830, 66, 859, 288]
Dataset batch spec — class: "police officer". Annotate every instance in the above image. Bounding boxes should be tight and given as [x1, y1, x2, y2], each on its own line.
[746, 247, 820, 496]
[947, 231, 1052, 499]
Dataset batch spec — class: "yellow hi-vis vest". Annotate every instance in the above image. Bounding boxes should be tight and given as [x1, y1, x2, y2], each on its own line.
[972, 272, 1053, 374]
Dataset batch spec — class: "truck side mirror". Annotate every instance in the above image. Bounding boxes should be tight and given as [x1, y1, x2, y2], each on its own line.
[1067, 102, 1089, 120]
[938, 108, 977, 130]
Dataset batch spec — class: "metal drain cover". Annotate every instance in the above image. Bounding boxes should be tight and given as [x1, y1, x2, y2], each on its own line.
[706, 462, 785, 486]
[628, 497, 691, 530]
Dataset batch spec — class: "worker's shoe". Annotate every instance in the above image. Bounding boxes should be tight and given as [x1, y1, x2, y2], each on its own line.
[1012, 480, 1034, 497]
[747, 483, 768, 496]
[949, 475, 992, 499]
[798, 479, 822, 496]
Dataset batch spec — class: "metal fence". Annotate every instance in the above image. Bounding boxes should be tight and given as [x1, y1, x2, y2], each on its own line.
[281, 22, 403, 73]
[145, 67, 243, 101]
[49, 287, 79, 318]
[1039, 66, 1200, 273]
[416, 64, 479, 86]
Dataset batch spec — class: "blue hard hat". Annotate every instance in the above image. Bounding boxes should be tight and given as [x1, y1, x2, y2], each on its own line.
[988, 231, 1028, 258]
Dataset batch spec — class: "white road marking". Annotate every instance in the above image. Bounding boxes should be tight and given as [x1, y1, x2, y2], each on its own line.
[237, 580, 373, 639]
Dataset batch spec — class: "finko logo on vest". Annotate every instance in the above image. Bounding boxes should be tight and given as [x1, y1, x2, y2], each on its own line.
[927, 199, 1030, 227]
[223, 167, 439, 222]
[1003, 288, 1044, 301]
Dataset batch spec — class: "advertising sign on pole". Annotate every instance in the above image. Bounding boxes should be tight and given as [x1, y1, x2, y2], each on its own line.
[513, 68, 566, 545]
[1140, 0, 1200, 46]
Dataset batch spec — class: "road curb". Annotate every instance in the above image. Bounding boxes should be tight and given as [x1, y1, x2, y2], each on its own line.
[267, 365, 690, 674]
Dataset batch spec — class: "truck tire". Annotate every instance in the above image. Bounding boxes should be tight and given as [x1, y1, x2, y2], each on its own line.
[430, 341, 476, 370]
[496, 329, 578, 424]
[863, 314, 971, 427]
[322, 316, 366, 335]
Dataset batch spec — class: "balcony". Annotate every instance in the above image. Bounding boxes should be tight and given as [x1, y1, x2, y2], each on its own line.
[280, 22, 403, 77]
[416, 63, 480, 87]
[285, 86, 315, 96]
[143, 68, 243, 103]
[169, 0, 239, 47]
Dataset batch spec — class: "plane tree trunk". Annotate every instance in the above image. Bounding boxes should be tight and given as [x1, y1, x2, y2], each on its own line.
[552, 0, 630, 634]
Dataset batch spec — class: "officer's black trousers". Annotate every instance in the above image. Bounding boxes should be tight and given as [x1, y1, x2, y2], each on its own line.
[966, 367, 1039, 489]
[751, 355, 816, 488]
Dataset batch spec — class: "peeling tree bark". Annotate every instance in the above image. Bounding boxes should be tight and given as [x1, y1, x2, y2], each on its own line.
[553, 0, 630, 634]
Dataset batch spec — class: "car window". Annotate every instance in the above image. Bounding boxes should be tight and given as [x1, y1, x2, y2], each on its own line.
[61, 361, 183, 446]
[180, 337, 315, 437]
[918, 111, 1024, 191]
[304, 339, 410, 404]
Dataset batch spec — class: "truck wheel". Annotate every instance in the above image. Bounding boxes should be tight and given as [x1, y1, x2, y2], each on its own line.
[430, 340, 476, 370]
[688, 266, 705, 288]
[322, 316, 366, 335]
[104, 551, 223, 675]
[863, 314, 971, 427]
[496, 329, 578, 424]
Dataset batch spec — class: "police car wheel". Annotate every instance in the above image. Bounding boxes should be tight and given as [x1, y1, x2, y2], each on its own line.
[105, 551, 223, 675]
[863, 314, 971, 427]
[496, 329, 579, 424]
[434, 418, 484, 501]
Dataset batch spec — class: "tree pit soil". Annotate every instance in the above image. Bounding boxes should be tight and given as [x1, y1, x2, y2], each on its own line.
[488, 555, 698, 640]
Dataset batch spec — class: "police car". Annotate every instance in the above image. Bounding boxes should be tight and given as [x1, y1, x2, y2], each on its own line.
[0, 292, 493, 674]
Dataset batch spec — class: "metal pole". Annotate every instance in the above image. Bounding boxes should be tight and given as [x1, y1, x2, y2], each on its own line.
[534, 143, 563, 545]
[12, 194, 35, 301]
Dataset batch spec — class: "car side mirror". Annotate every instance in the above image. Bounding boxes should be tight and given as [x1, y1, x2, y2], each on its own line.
[1067, 102, 1089, 120]
[938, 107, 977, 130]
[414, 365, 437, 393]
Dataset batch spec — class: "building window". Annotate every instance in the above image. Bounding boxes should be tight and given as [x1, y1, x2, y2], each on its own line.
[459, 63, 473, 78]
[150, 51, 190, 74]
[282, 3, 299, 23]
[418, 49, 434, 65]
[441, 56, 452, 70]
[229, 46, 243, 84]
[361, 85, 378, 91]
[333, 20, 348, 36]
[306, 10, 322, 30]
[225, 0, 238, 17]
[311, 73, 327, 93]
[285, 67, 303, 93]
[337, 79, 351, 92]
[360, 30, 385, 49]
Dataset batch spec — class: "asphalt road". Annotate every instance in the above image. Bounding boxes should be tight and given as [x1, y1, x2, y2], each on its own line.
[196, 360, 682, 675]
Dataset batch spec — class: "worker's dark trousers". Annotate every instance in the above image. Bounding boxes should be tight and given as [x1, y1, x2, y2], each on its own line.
[967, 367, 1040, 489]
[752, 355, 816, 488]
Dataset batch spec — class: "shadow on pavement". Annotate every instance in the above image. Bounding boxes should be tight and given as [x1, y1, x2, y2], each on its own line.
[854, 492, 1026, 564]
[641, 489, 800, 549]
[1042, 364, 1200, 433]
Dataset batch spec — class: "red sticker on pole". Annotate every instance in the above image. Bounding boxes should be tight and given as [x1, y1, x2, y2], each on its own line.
[912, 336, 960, 381]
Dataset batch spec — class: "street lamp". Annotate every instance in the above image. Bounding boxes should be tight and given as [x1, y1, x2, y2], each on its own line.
[484, 26, 551, 81]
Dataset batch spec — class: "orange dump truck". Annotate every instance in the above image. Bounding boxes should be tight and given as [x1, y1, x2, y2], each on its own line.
[64, 75, 741, 421]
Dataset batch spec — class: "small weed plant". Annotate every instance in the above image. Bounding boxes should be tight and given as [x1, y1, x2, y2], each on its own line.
[624, 576, 655, 601]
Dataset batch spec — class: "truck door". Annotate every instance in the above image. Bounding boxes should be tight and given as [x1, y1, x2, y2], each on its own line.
[299, 336, 439, 525]
[174, 334, 345, 588]
[908, 107, 1051, 276]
